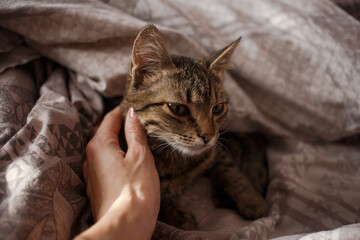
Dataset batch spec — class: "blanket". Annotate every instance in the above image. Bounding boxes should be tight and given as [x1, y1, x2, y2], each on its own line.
[0, 0, 359, 239]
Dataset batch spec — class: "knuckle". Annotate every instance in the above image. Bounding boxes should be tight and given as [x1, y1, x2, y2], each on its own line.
[129, 130, 148, 145]
[86, 139, 96, 154]
[127, 124, 144, 135]
[95, 131, 108, 143]
[132, 145, 148, 158]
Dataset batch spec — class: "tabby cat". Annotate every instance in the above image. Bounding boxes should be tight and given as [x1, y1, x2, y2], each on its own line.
[120, 25, 268, 230]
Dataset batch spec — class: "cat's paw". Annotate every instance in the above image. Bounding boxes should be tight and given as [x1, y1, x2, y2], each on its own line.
[237, 196, 268, 220]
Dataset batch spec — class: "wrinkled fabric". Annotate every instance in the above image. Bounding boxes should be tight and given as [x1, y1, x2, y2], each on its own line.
[0, 60, 103, 239]
[0, 0, 359, 239]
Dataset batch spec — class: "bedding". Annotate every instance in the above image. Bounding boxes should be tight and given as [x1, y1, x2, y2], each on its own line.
[0, 0, 359, 239]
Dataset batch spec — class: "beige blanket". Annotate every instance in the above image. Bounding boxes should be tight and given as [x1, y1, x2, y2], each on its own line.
[0, 0, 359, 239]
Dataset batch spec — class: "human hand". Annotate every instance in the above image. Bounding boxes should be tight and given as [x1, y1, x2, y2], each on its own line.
[76, 106, 160, 240]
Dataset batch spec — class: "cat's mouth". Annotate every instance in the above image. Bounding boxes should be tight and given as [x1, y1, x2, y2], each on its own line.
[173, 136, 217, 157]
[147, 131, 218, 157]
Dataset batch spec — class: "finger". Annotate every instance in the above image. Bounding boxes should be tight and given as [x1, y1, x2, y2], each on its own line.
[125, 107, 149, 151]
[95, 106, 123, 139]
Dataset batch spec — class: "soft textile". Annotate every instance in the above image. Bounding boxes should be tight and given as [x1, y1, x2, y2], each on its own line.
[0, 0, 359, 239]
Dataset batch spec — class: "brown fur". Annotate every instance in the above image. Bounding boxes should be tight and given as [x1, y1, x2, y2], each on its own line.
[120, 25, 267, 230]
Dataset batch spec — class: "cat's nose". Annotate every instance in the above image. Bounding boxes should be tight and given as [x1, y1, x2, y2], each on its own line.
[199, 133, 214, 144]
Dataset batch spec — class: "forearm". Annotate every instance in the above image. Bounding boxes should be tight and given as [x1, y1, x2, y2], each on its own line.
[77, 107, 160, 240]
[75, 195, 157, 240]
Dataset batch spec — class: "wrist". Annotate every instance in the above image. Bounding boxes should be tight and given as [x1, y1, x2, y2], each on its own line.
[110, 194, 158, 239]
[76, 193, 158, 240]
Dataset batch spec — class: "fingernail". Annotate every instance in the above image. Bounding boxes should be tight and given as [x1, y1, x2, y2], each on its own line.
[129, 107, 137, 119]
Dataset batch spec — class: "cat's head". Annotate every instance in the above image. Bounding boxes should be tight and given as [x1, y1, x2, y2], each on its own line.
[124, 25, 240, 156]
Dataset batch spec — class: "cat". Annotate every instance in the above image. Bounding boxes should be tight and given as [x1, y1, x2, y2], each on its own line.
[120, 25, 268, 230]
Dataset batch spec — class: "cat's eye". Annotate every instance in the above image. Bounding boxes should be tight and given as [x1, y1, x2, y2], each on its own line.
[167, 103, 189, 116]
[212, 103, 225, 115]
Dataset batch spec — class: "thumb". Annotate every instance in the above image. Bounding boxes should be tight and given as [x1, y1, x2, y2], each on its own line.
[125, 107, 149, 149]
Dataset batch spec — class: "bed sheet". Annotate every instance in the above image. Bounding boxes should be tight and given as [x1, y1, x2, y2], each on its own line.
[0, 0, 359, 239]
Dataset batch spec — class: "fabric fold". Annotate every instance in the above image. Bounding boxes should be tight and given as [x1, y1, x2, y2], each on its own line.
[0, 0, 359, 239]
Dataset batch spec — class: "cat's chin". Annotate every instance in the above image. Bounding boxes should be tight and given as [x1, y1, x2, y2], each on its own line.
[174, 144, 214, 157]
[148, 135, 216, 157]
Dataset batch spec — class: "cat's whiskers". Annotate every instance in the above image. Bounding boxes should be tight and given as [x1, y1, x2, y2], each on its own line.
[160, 143, 173, 152]
[214, 140, 229, 153]
[148, 134, 173, 152]
[170, 147, 177, 156]
[219, 129, 228, 135]
[152, 142, 169, 151]
[219, 124, 229, 134]
[149, 134, 164, 144]
[142, 120, 163, 135]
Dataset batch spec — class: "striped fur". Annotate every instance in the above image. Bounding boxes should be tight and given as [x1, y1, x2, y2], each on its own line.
[120, 25, 267, 229]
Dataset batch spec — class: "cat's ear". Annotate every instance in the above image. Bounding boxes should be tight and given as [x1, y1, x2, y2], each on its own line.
[206, 38, 241, 78]
[131, 25, 174, 89]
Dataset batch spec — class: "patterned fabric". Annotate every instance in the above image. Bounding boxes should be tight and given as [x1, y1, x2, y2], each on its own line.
[0, 61, 103, 239]
[0, 0, 359, 239]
